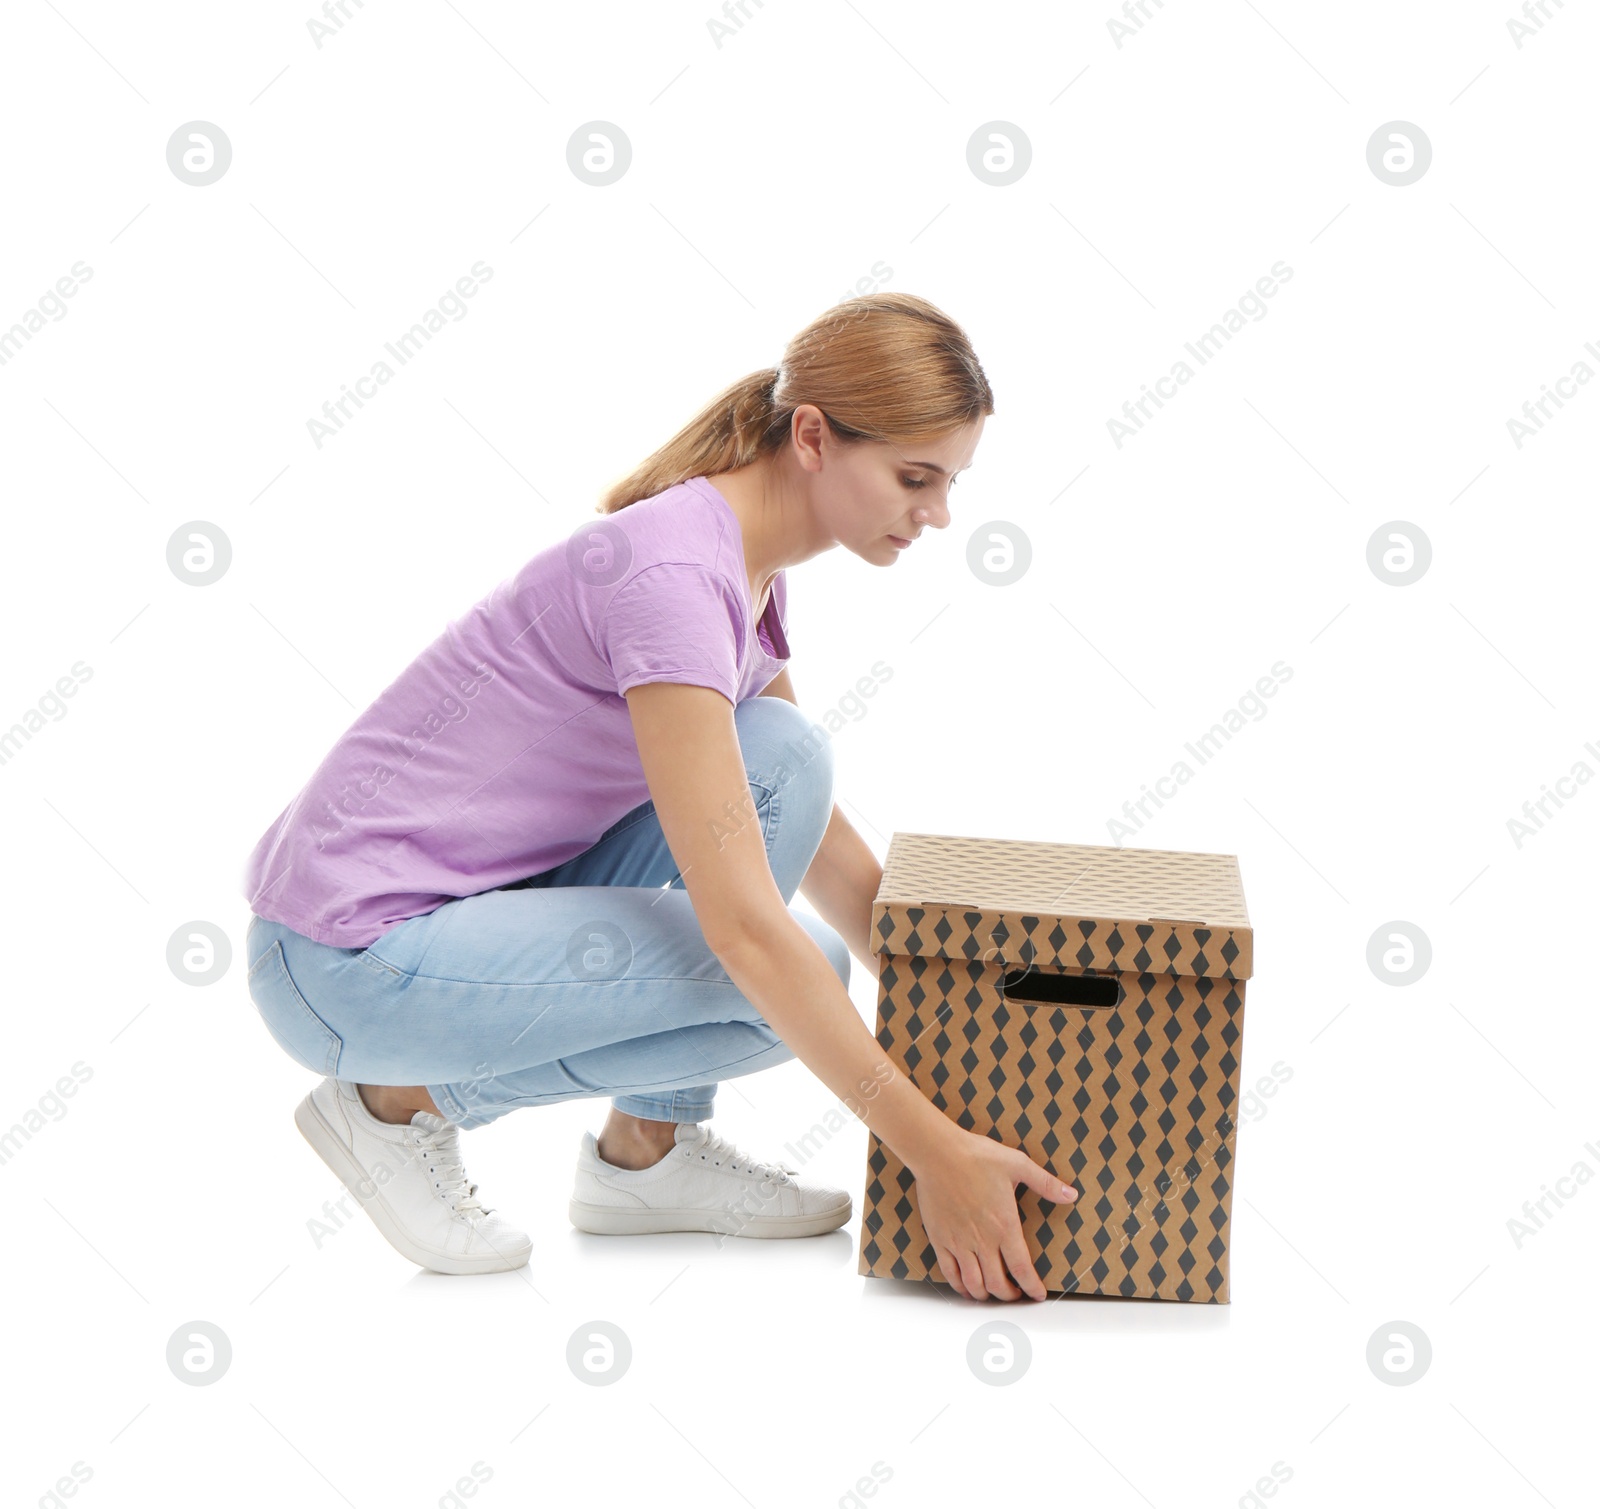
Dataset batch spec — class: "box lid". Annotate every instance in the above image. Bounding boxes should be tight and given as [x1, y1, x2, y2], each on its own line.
[871, 831, 1253, 981]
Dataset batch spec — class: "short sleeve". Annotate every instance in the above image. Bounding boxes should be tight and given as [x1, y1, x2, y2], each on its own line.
[598, 562, 746, 702]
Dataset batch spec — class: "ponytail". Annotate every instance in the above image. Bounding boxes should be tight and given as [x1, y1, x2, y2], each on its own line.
[596, 292, 993, 513]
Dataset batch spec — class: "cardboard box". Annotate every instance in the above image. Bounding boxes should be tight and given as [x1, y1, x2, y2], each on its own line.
[857, 832, 1254, 1303]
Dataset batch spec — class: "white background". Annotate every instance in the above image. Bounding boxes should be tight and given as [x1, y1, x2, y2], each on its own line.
[2, 2, 1596, 1506]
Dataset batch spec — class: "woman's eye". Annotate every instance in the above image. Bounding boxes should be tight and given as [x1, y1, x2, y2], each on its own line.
[902, 476, 927, 489]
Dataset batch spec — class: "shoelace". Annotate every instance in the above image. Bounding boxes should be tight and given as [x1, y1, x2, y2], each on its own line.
[690, 1127, 796, 1184]
[405, 1119, 490, 1219]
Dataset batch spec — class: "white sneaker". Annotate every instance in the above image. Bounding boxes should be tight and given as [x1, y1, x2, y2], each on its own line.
[569, 1121, 852, 1239]
[294, 1077, 532, 1275]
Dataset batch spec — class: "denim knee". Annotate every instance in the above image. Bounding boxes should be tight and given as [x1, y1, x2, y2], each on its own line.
[734, 694, 834, 806]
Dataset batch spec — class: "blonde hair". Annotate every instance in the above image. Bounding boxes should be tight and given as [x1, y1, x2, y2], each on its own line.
[596, 291, 994, 513]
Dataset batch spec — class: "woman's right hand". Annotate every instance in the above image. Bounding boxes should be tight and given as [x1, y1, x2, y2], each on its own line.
[910, 1125, 1078, 1301]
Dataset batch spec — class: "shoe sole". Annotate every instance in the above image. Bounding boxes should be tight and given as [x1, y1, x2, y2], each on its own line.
[294, 1093, 531, 1276]
[568, 1196, 851, 1239]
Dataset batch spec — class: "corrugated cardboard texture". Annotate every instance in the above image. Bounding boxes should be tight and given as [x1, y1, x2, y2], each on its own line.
[871, 831, 1253, 979]
[858, 833, 1254, 1303]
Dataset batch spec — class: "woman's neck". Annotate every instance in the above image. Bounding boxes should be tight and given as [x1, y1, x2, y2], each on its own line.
[704, 454, 830, 611]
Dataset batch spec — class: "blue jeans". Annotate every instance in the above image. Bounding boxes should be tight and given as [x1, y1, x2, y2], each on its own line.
[244, 696, 851, 1130]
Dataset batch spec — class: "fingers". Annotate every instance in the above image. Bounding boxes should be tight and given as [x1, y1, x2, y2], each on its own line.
[999, 1224, 1047, 1302]
[924, 1140, 1070, 1302]
[1014, 1149, 1078, 1207]
[950, 1247, 985, 1300]
[936, 1238, 1045, 1302]
[975, 1248, 1023, 1302]
[933, 1244, 969, 1298]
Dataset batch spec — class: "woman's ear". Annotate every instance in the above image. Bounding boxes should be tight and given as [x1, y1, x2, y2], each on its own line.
[790, 405, 830, 473]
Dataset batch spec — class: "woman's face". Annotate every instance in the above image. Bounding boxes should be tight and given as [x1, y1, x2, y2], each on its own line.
[818, 416, 985, 565]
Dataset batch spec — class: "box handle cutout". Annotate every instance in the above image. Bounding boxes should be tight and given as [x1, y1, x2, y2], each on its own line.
[999, 967, 1123, 1009]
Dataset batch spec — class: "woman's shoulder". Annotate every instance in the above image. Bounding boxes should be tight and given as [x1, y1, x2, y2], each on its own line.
[592, 476, 723, 543]
[497, 479, 742, 630]
[593, 478, 741, 584]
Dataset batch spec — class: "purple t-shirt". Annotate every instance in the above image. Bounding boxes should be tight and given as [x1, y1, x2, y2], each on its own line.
[240, 475, 790, 947]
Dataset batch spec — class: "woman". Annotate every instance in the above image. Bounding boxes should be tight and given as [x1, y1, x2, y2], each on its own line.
[241, 291, 1078, 1298]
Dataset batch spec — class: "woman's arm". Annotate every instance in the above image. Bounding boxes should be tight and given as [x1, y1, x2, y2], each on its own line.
[798, 805, 883, 972]
[623, 677, 952, 1169]
[627, 677, 1076, 1301]
[759, 667, 883, 970]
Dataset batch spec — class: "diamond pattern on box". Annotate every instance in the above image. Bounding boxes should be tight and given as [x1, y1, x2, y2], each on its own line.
[857, 833, 1254, 1303]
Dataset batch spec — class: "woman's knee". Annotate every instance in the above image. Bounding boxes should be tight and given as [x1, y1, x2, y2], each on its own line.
[734, 695, 835, 806]
[248, 936, 347, 1077]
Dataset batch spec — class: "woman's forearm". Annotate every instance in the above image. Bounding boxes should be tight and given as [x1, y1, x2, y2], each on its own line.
[752, 763, 945, 1157]
[798, 802, 884, 970]
[715, 914, 958, 1173]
